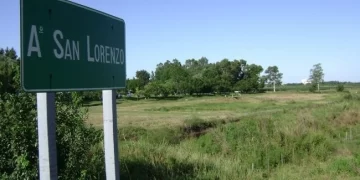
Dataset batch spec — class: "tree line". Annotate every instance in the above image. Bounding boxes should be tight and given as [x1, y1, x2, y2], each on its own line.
[125, 58, 328, 97]
[0, 47, 328, 100]
[126, 58, 283, 98]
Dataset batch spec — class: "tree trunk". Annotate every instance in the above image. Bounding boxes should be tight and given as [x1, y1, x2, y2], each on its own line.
[317, 83, 320, 92]
[273, 81, 276, 92]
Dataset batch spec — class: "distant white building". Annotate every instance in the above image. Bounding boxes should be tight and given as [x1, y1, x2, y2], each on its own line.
[301, 79, 311, 85]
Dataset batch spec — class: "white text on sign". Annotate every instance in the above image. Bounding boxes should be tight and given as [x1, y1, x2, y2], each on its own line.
[26, 25, 125, 65]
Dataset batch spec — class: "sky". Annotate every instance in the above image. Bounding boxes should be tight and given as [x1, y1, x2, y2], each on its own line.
[1, 0, 359, 83]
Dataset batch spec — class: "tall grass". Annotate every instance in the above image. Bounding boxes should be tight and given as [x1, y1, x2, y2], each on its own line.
[118, 93, 360, 179]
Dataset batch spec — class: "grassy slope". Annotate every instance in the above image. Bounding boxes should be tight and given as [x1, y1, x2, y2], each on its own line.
[87, 91, 360, 179]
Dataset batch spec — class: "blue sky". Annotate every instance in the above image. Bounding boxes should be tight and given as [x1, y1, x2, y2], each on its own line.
[1, 0, 359, 83]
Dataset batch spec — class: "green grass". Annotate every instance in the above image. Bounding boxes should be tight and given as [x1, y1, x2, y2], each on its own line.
[143, 100, 276, 112]
[264, 84, 360, 93]
[86, 92, 335, 128]
[87, 91, 360, 179]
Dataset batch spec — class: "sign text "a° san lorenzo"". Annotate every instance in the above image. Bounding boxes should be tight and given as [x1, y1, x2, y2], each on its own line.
[26, 25, 125, 65]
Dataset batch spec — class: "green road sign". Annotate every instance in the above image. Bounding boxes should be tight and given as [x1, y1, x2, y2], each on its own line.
[20, 0, 126, 92]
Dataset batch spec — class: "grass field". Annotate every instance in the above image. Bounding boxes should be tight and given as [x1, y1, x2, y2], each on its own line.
[86, 89, 360, 179]
[86, 92, 334, 128]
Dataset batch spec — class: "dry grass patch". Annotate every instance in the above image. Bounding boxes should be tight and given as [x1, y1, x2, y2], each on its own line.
[334, 109, 360, 127]
[335, 146, 353, 157]
[255, 92, 326, 102]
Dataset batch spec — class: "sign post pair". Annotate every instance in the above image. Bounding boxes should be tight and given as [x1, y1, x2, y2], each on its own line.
[21, 0, 126, 179]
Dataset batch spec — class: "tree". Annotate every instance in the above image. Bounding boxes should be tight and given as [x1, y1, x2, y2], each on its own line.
[144, 81, 169, 97]
[4, 47, 18, 60]
[234, 64, 264, 93]
[0, 48, 20, 94]
[184, 57, 209, 79]
[134, 87, 144, 100]
[150, 71, 155, 81]
[154, 59, 189, 95]
[126, 78, 140, 93]
[309, 63, 324, 92]
[148, 57, 269, 95]
[135, 70, 150, 89]
[263, 66, 283, 92]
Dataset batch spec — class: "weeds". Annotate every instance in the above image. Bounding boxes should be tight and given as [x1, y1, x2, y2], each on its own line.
[117, 93, 360, 179]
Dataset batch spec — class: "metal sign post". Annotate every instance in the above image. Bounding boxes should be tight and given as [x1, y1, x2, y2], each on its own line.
[102, 90, 120, 180]
[36, 92, 58, 180]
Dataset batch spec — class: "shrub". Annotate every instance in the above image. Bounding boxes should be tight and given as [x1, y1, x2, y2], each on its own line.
[0, 92, 105, 179]
[309, 84, 317, 93]
[336, 84, 345, 92]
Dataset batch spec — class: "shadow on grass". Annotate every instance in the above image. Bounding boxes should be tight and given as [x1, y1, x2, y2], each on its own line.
[190, 93, 215, 97]
[125, 94, 220, 101]
[118, 96, 185, 101]
[150, 96, 184, 101]
[120, 158, 203, 180]
[82, 100, 123, 107]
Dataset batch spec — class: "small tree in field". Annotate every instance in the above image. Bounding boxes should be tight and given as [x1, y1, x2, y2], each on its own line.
[336, 84, 344, 92]
[263, 66, 283, 92]
[309, 63, 324, 92]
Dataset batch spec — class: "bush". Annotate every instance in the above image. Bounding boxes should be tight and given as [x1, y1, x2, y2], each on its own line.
[343, 93, 360, 101]
[336, 84, 345, 92]
[309, 84, 317, 93]
[0, 92, 105, 179]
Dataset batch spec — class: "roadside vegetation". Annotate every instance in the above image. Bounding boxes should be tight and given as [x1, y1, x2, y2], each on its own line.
[1, 47, 360, 179]
[117, 92, 360, 179]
